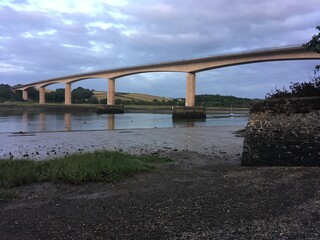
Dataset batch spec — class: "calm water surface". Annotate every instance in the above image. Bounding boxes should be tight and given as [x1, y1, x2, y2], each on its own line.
[0, 112, 248, 133]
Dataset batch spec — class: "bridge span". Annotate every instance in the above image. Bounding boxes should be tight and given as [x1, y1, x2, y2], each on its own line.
[13, 45, 320, 107]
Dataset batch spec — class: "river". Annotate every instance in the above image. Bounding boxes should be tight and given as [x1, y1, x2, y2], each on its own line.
[0, 111, 248, 133]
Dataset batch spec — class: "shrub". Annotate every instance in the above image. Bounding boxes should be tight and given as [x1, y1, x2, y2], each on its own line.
[266, 77, 320, 99]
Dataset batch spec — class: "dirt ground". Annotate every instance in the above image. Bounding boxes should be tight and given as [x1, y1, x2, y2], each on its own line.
[1, 128, 320, 239]
[1, 153, 320, 239]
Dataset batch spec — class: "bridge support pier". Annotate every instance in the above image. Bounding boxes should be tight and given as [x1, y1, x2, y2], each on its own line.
[172, 106, 206, 119]
[185, 72, 195, 107]
[65, 83, 71, 105]
[97, 78, 124, 114]
[107, 78, 115, 105]
[22, 90, 28, 101]
[39, 87, 45, 104]
[172, 72, 206, 119]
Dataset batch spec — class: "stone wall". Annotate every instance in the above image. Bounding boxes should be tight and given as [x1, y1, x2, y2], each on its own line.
[242, 97, 320, 166]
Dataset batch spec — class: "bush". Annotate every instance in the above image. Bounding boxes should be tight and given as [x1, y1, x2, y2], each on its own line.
[266, 77, 320, 99]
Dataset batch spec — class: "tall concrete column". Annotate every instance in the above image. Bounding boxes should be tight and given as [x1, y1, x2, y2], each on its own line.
[107, 78, 115, 105]
[39, 86, 45, 104]
[185, 72, 196, 107]
[22, 90, 28, 101]
[65, 83, 71, 105]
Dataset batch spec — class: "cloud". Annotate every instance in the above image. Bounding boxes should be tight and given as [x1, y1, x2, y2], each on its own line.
[21, 29, 57, 38]
[0, 0, 319, 98]
[0, 62, 32, 73]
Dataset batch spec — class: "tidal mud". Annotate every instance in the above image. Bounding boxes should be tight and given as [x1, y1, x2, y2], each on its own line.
[0, 126, 244, 162]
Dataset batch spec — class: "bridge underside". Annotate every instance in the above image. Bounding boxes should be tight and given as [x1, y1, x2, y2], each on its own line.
[15, 46, 320, 110]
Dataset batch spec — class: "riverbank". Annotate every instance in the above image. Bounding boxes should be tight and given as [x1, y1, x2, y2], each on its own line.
[1, 126, 320, 239]
[0, 102, 248, 114]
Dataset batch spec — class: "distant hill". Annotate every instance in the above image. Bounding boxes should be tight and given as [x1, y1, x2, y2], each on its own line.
[195, 94, 252, 108]
[93, 91, 173, 102]
[93, 91, 253, 108]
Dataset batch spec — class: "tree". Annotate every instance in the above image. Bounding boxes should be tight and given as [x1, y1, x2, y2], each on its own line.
[71, 87, 94, 103]
[27, 87, 39, 101]
[87, 96, 99, 104]
[0, 84, 11, 100]
[303, 25, 320, 73]
[0, 84, 23, 102]
[45, 88, 65, 103]
[266, 78, 320, 99]
[55, 88, 65, 103]
[266, 25, 320, 99]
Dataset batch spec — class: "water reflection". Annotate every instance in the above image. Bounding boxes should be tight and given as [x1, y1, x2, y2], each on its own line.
[22, 111, 28, 132]
[172, 119, 206, 128]
[172, 120, 195, 128]
[186, 121, 194, 128]
[107, 114, 115, 130]
[64, 113, 71, 131]
[39, 112, 45, 132]
[0, 111, 248, 133]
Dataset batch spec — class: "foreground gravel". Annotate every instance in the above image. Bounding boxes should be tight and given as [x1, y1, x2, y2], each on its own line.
[1, 150, 320, 240]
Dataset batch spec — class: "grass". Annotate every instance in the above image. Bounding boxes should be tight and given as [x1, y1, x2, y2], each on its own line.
[0, 151, 171, 189]
[235, 127, 247, 137]
[118, 93, 172, 102]
[0, 189, 17, 200]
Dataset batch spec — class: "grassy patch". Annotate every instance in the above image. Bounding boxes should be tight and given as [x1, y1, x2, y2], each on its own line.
[235, 127, 247, 137]
[0, 151, 171, 189]
[0, 189, 18, 201]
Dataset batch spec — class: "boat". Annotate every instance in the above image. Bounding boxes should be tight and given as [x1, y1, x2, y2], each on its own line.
[229, 105, 235, 117]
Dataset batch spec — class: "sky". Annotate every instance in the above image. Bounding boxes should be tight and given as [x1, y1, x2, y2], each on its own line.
[0, 0, 319, 99]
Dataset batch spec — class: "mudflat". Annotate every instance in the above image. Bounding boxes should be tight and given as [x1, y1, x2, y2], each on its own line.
[1, 126, 320, 239]
[0, 126, 244, 160]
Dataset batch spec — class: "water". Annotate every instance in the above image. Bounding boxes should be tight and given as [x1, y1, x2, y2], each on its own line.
[0, 112, 248, 133]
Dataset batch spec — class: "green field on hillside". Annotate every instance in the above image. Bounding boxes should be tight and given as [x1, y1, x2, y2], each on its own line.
[1, 84, 253, 108]
[93, 91, 173, 102]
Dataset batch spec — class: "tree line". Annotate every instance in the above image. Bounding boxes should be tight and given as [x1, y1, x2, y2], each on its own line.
[0, 84, 22, 102]
[195, 94, 251, 108]
[0, 84, 253, 107]
[0, 85, 98, 104]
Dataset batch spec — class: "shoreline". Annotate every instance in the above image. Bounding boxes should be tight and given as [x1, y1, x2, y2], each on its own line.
[0, 125, 245, 161]
[0, 102, 249, 114]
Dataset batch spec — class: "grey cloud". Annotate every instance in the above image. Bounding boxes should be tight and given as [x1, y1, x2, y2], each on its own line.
[0, 0, 319, 98]
[0, 7, 48, 28]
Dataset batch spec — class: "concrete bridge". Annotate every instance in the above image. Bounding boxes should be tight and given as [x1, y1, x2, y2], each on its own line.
[13, 45, 320, 107]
